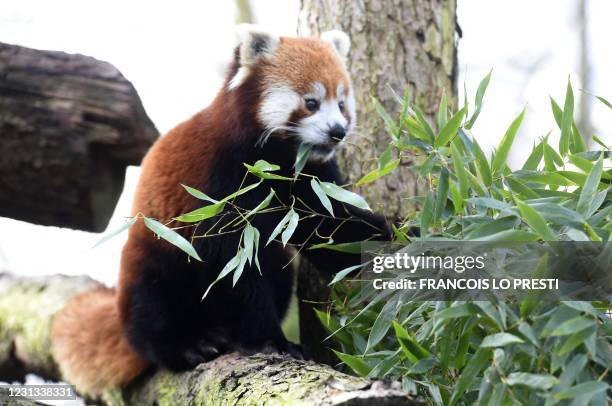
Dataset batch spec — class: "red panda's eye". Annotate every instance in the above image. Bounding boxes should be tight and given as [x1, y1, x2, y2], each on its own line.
[338, 101, 345, 111]
[305, 99, 319, 112]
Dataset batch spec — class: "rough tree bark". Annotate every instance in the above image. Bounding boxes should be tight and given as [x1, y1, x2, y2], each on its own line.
[297, 0, 458, 363]
[0, 273, 421, 405]
[0, 43, 158, 232]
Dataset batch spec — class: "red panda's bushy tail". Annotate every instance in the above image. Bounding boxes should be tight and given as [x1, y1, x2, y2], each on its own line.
[51, 287, 148, 395]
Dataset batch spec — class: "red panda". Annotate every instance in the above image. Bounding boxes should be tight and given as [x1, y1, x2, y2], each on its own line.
[51, 25, 393, 395]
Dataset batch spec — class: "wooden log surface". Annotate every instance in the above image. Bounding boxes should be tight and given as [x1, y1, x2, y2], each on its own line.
[0, 42, 158, 232]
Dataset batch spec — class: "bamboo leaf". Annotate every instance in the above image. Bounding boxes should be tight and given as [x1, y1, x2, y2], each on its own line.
[559, 79, 574, 156]
[93, 217, 137, 248]
[310, 178, 334, 216]
[320, 181, 371, 211]
[515, 198, 557, 241]
[434, 107, 466, 148]
[175, 201, 226, 223]
[576, 152, 604, 215]
[492, 109, 525, 175]
[181, 184, 218, 203]
[465, 69, 492, 129]
[143, 217, 201, 261]
[294, 144, 313, 175]
[281, 209, 299, 246]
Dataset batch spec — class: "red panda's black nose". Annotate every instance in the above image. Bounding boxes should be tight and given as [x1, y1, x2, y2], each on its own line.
[328, 124, 346, 142]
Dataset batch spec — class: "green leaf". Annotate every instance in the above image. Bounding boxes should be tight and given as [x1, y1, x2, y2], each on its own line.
[367, 299, 400, 351]
[466, 69, 492, 129]
[266, 210, 292, 246]
[175, 201, 226, 223]
[181, 184, 218, 203]
[465, 216, 518, 239]
[420, 191, 434, 233]
[520, 254, 549, 318]
[451, 141, 468, 200]
[512, 170, 575, 186]
[310, 178, 334, 216]
[232, 248, 249, 287]
[315, 309, 353, 346]
[372, 97, 398, 138]
[329, 264, 362, 285]
[203, 253, 241, 298]
[550, 97, 563, 128]
[472, 139, 492, 186]
[559, 79, 574, 156]
[434, 168, 449, 221]
[93, 217, 137, 248]
[435, 303, 478, 323]
[506, 373, 558, 390]
[308, 241, 362, 254]
[576, 152, 604, 215]
[281, 209, 299, 246]
[522, 138, 545, 170]
[555, 381, 609, 400]
[592, 134, 611, 149]
[480, 333, 524, 348]
[505, 177, 540, 199]
[437, 91, 448, 129]
[549, 316, 594, 337]
[449, 347, 491, 406]
[434, 107, 466, 148]
[393, 321, 432, 362]
[557, 326, 596, 355]
[333, 351, 371, 376]
[223, 181, 262, 202]
[356, 159, 400, 186]
[320, 181, 371, 211]
[242, 189, 275, 222]
[472, 229, 539, 242]
[515, 198, 557, 241]
[244, 161, 292, 180]
[595, 95, 612, 109]
[143, 217, 201, 261]
[492, 108, 525, 175]
[413, 105, 435, 144]
[294, 144, 313, 175]
[467, 197, 509, 211]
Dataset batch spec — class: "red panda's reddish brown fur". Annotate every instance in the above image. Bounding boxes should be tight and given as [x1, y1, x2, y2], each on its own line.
[51, 288, 148, 394]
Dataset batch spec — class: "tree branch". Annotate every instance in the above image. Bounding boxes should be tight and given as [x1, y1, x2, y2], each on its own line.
[0, 273, 420, 405]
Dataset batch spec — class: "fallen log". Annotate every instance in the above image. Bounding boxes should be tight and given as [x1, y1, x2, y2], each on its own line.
[0, 43, 158, 232]
[0, 273, 420, 405]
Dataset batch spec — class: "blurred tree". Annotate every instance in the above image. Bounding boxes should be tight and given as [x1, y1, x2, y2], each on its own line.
[235, 0, 254, 24]
[577, 0, 593, 145]
[297, 0, 458, 363]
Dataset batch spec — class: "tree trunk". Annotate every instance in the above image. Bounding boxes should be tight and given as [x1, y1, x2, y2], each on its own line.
[0, 43, 158, 232]
[0, 273, 422, 405]
[297, 0, 458, 362]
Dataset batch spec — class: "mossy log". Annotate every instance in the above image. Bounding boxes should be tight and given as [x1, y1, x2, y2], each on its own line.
[0, 42, 158, 232]
[0, 273, 420, 405]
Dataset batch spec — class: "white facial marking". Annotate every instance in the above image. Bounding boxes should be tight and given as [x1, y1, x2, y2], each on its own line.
[258, 85, 301, 130]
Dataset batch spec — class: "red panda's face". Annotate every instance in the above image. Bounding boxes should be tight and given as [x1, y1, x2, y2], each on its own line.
[230, 26, 356, 162]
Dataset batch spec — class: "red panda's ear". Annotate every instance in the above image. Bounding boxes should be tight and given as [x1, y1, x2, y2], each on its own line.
[235, 24, 280, 67]
[321, 30, 351, 60]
